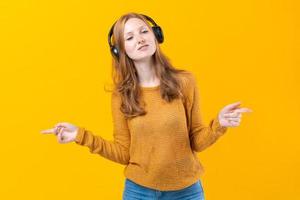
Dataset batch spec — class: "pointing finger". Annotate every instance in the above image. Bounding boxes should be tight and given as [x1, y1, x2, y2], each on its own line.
[41, 128, 55, 134]
[232, 108, 253, 113]
[223, 101, 242, 112]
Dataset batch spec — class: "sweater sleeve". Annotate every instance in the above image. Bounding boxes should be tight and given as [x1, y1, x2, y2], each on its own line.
[187, 73, 228, 152]
[74, 91, 130, 165]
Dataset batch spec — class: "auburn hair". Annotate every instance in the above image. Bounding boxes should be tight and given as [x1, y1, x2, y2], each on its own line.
[105, 12, 189, 119]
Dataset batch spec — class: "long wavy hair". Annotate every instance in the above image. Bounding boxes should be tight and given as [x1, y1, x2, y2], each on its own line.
[107, 12, 189, 119]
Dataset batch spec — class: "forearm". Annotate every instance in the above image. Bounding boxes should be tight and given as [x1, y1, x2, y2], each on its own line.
[75, 127, 130, 165]
[190, 117, 228, 152]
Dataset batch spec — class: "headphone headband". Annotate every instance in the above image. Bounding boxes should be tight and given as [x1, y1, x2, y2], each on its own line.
[108, 14, 164, 60]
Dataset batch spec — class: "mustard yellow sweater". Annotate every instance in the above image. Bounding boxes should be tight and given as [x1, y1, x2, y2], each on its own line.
[75, 71, 228, 191]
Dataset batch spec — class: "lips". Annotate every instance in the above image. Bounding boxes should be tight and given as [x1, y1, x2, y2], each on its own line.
[138, 44, 149, 50]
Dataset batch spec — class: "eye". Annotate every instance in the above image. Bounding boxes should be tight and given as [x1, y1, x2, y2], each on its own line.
[125, 29, 148, 41]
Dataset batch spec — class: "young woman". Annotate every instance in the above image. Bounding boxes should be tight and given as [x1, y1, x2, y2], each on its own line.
[41, 12, 252, 200]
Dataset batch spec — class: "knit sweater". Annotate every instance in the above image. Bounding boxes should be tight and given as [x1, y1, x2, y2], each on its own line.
[75, 71, 228, 191]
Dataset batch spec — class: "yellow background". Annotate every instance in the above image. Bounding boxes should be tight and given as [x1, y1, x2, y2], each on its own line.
[1, 0, 299, 199]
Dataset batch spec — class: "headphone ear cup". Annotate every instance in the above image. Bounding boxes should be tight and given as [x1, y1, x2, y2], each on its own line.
[152, 26, 164, 43]
[110, 45, 119, 60]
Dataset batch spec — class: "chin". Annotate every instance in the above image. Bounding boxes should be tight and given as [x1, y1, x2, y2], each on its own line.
[134, 49, 156, 61]
[133, 55, 153, 62]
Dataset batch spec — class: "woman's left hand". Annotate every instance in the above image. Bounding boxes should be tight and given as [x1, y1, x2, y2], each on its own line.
[218, 101, 252, 128]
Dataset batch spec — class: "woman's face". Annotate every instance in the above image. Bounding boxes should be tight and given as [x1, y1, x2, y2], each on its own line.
[123, 18, 157, 61]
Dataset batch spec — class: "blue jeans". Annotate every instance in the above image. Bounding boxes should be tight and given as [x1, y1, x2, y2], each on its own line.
[122, 178, 205, 200]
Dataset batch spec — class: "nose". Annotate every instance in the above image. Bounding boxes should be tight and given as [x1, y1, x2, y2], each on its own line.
[137, 35, 145, 44]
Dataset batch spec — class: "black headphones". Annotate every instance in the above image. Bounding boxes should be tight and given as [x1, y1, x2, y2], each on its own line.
[108, 14, 164, 60]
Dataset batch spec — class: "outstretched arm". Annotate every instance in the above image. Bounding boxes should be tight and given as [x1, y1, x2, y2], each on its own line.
[75, 91, 130, 165]
[188, 74, 228, 152]
[188, 74, 252, 152]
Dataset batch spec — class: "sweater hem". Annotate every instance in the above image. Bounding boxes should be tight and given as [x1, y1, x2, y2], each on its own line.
[123, 166, 204, 191]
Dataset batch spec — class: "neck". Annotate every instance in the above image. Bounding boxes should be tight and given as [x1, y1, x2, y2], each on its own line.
[134, 57, 159, 85]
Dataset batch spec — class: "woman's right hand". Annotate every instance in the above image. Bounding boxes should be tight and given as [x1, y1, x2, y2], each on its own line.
[41, 122, 79, 144]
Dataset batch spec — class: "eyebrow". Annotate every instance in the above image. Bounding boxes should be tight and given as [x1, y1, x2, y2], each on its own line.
[124, 25, 147, 35]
